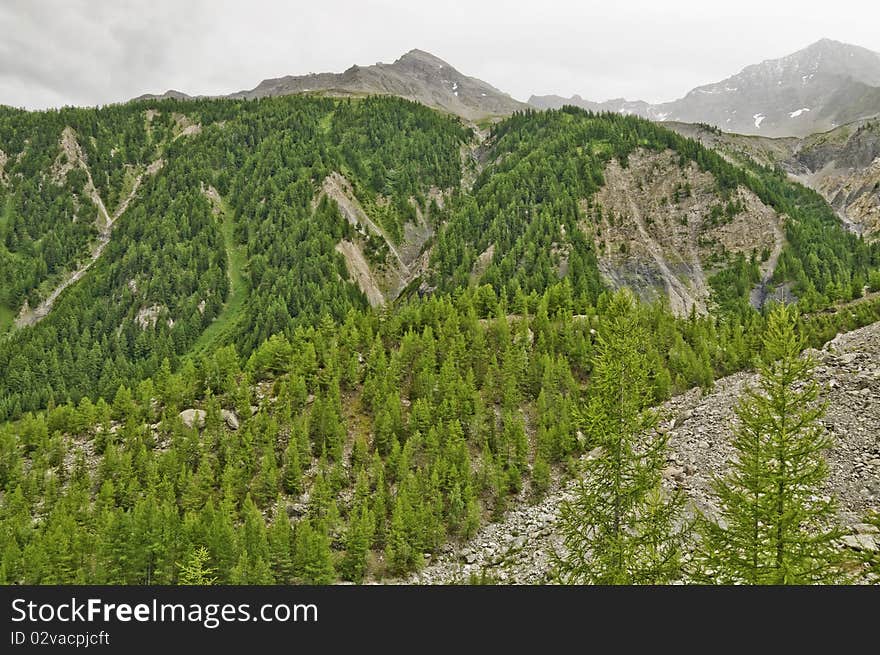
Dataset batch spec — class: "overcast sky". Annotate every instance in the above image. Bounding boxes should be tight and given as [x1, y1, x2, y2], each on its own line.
[2, 0, 879, 109]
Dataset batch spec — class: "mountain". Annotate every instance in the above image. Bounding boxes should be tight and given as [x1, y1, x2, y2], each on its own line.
[229, 49, 527, 120]
[3, 87, 880, 587]
[527, 93, 665, 119]
[131, 89, 192, 102]
[530, 39, 880, 137]
[666, 116, 880, 239]
[4, 96, 877, 420]
[133, 49, 526, 121]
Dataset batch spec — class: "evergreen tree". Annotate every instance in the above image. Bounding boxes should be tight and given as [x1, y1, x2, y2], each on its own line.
[292, 518, 335, 584]
[268, 499, 294, 583]
[695, 305, 846, 584]
[384, 490, 422, 575]
[178, 546, 217, 585]
[554, 291, 686, 584]
[340, 503, 374, 583]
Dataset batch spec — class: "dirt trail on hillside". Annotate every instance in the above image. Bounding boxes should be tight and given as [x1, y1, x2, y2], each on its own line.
[15, 128, 164, 328]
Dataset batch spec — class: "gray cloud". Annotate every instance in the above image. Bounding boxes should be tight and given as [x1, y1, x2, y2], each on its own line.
[1, 0, 878, 109]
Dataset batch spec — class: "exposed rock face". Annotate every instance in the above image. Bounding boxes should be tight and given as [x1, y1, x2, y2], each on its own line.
[410, 319, 880, 584]
[665, 118, 880, 240]
[0, 148, 8, 185]
[530, 39, 880, 138]
[319, 172, 439, 305]
[221, 409, 239, 431]
[591, 149, 784, 316]
[335, 240, 385, 307]
[790, 118, 880, 239]
[135, 304, 164, 329]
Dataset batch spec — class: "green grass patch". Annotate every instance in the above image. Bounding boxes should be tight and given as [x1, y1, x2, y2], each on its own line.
[191, 196, 249, 355]
[0, 303, 14, 333]
[318, 111, 335, 134]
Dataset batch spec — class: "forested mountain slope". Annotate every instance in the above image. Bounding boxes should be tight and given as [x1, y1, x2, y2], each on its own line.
[411, 316, 880, 584]
[2, 99, 879, 424]
[3, 100, 880, 420]
[2, 281, 879, 584]
[2, 93, 880, 584]
[431, 108, 880, 316]
[0, 96, 467, 418]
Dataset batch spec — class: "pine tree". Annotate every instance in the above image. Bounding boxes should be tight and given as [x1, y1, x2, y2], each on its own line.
[292, 518, 335, 584]
[384, 489, 422, 575]
[340, 503, 374, 583]
[268, 499, 294, 583]
[554, 291, 686, 585]
[281, 437, 302, 494]
[695, 304, 846, 584]
[178, 546, 217, 585]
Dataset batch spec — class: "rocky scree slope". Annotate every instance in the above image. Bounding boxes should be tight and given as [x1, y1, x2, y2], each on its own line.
[410, 319, 880, 584]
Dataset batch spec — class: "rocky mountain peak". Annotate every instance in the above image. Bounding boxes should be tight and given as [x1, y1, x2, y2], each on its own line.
[530, 39, 880, 137]
[394, 49, 451, 69]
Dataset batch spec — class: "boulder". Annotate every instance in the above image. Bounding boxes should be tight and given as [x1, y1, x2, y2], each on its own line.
[221, 409, 240, 430]
[179, 408, 206, 430]
[841, 533, 879, 552]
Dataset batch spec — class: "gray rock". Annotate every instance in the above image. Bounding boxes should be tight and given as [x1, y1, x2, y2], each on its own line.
[852, 523, 879, 535]
[179, 408, 206, 430]
[221, 409, 240, 430]
[841, 534, 879, 552]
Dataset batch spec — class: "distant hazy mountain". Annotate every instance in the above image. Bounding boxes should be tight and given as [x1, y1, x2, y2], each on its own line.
[134, 50, 526, 121]
[232, 49, 527, 120]
[131, 89, 193, 102]
[530, 39, 880, 137]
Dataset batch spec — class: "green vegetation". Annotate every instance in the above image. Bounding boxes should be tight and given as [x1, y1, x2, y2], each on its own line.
[191, 196, 249, 354]
[0, 95, 467, 419]
[555, 292, 686, 584]
[431, 107, 879, 311]
[1, 279, 877, 584]
[695, 305, 848, 584]
[0, 98, 878, 585]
